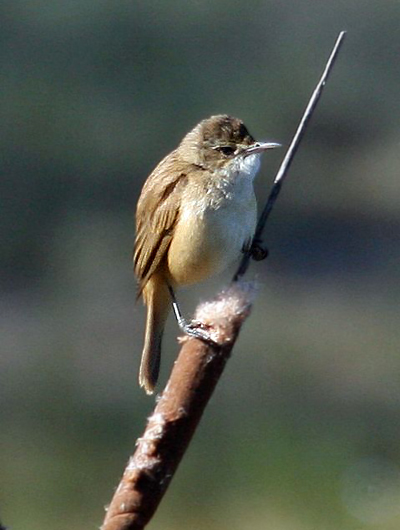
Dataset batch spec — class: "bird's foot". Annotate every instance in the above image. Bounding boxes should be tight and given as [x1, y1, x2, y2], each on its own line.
[169, 284, 218, 345]
[250, 239, 269, 261]
[177, 317, 217, 345]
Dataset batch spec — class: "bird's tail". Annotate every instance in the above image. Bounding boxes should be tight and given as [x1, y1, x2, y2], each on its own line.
[139, 276, 171, 394]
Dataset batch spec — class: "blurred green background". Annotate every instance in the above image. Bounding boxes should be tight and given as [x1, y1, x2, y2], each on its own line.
[1, 1, 400, 529]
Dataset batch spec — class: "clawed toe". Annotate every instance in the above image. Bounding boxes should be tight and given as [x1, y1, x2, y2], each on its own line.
[251, 241, 269, 261]
[182, 320, 215, 343]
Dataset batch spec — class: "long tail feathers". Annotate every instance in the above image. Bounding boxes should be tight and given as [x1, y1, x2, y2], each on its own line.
[139, 277, 171, 394]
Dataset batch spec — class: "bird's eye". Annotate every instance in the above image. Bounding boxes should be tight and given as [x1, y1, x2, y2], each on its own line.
[217, 145, 235, 156]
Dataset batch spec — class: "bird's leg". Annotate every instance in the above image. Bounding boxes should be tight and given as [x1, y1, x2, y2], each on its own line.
[167, 284, 216, 343]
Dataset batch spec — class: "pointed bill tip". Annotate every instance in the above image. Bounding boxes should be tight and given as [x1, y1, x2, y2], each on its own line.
[244, 141, 281, 155]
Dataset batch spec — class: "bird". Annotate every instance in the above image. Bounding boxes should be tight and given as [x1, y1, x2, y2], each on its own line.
[134, 114, 279, 394]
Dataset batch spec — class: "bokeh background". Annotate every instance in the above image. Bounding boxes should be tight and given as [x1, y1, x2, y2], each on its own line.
[1, 2, 400, 529]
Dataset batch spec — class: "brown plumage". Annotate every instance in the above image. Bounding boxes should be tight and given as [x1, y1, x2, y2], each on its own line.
[134, 115, 279, 394]
[134, 156, 192, 392]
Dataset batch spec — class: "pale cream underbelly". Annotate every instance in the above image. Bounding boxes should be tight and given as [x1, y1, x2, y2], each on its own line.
[167, 202, 256, 285]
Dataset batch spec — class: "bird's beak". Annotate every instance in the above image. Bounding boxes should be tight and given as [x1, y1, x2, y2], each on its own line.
[243, 141, 281, 156]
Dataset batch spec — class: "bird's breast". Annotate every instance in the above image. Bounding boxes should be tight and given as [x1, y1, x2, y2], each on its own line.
[167, 175, 257, 285]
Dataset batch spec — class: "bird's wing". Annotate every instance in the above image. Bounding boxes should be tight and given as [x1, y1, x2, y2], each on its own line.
[134, 152, 189, 295]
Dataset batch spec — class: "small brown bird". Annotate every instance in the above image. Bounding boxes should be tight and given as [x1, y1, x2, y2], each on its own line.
[134, 115, 279, 394]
